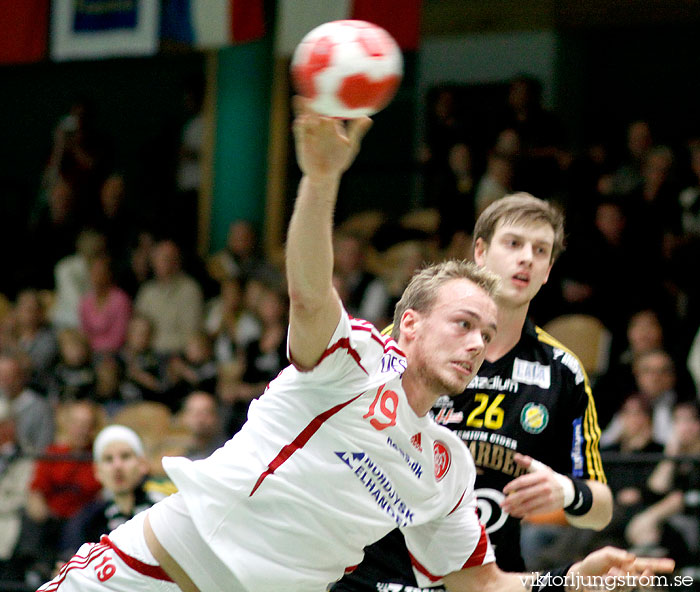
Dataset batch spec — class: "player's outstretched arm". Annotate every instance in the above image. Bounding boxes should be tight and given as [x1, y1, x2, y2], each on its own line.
[501, 454, 613, 530]
[442, 547, 674, 592]
[286, 99, 372, 369]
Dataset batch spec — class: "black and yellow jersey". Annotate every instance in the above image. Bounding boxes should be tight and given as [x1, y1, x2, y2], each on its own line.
[331, 319, 606, 591]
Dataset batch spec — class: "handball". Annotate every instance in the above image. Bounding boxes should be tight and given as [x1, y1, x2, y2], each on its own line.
[291, 20, 403, 119]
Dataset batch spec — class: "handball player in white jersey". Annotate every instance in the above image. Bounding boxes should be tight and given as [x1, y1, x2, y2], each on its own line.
[40, 100, 673, 592]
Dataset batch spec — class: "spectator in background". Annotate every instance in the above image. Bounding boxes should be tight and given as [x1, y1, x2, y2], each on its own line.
[134, 239, 204, 357]
[625, 401, 700, 566]
[59, 425, 166, 560]
[21, 400, 103, 579]
[228, 282, 288, 435]
[50, 328, 96, 403]
[595, 309, 666, 427]
[0, 398, 35, 582]
[498, 74, 568, 199]
[51, 229, 108, 330]
[116, 230, 155, 299]
[612, 120, 653, 196]
[163, 331, 218, 411]
[474, 148, 515, 219]
[179, 391, 226, 461]
[0, 353, 54, 455]
[332, 232, 388, 327]
[79, 253, 132, 356]
[92, 173, 134, 261]
[118, 314, 162, 403]
[14, 288, 59, 392]
[26, 176, 83, 290]
[207, 220, 265, 285]
[602, 349, 686, 446]
[205, 277, 246, 363]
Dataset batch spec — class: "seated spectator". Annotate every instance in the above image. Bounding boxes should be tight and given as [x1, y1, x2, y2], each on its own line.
[625, 401, 700, 566]
[595, 309, 666, 427]
[595, 396, 665, 546]
[332, 232, 388, 326]
[118, 314, 162, 402]
[116, 230, 155, 299]
[14, 288, 59, 392]
[50, 328, 96, 402]
[93, 354, 129, 415]
[20, 400, 104, 578]
[0, 352, 54, 455]
[163, 331, 217, 411]
[178, 391, 227, 461]
[59, 425, 166, 560]
[206, 219, 264, 284]
[78, 253, 132, 356]
[51, 229, 107, 330]
[134, 239, 204, 356]
[228, 282, 288, 435]
[0, 399, 35, 582]
[204, 277, 246, 363]
[602, 349, 686, 446]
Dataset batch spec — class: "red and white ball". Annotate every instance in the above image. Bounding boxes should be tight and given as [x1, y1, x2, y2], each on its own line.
[291, 20, 403, 118]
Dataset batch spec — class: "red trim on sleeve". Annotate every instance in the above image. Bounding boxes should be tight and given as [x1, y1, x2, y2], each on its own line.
[249, 391, 366, 496]
[101, 536, 174, 581]
[461, 522, 489, 569]
[408, 551, 443, 583]
[448, 488, 467, 515]
[290, 336, 368, 375]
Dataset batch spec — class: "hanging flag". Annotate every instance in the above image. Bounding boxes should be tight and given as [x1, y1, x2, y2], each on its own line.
[161, 0, 265, 50]
[275, 0, 421, 56]
[51, 0, 159, 61]
[0, 0, 49, 64]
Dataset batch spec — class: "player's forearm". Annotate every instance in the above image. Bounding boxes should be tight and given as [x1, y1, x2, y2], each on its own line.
[286, 175, 339, 310]
[565, 480, 612, 530]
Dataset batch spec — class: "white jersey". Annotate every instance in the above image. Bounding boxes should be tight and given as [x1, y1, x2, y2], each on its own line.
[162, 310, 494, 591]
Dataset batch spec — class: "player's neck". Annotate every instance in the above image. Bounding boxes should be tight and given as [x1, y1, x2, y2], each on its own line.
[486, 303, 528, 361]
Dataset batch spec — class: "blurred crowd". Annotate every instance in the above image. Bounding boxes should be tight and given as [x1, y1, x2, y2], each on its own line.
[1, 73, 700, 585]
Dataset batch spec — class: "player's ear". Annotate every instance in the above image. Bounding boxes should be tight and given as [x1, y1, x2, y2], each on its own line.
[473, 237, 488, 266]
[399, 309, 419, 342]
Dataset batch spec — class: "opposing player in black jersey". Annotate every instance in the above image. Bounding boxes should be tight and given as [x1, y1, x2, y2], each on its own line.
[332, 193, 612, 591]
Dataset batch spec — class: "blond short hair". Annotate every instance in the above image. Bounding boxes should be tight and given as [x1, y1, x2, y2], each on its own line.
[391, 260, 500, 341]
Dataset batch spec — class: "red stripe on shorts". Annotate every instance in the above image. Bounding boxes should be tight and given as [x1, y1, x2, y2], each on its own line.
[249, 391, 366, 496]
[407, 551, 443, 583]
[101, 536, 173, 582]
[40, 543, 110, 592]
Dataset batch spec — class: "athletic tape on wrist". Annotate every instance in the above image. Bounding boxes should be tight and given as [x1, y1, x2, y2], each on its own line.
[563, 478, 593, 516]
[527, 460, 575, 508]
[531, 564, 573, 591]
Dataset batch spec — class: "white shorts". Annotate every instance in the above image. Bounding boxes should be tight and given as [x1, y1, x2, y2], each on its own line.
[37, 511, 179, 592]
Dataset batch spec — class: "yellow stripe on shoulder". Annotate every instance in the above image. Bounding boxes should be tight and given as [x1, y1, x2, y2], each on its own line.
[381, 323, 393, 336]
[534, 326, 607, 483]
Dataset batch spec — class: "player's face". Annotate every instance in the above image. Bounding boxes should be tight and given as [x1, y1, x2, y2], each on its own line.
[474, 219, 554, 309]
[96, 441, 148, 496]
[408, 279, 497, 396]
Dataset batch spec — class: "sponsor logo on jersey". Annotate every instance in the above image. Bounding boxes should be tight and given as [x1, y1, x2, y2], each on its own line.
[433, 441, 451, 481]
[467, 375, 519, 393]
[553, 348, 585, 385]
[520, 402, 549, 434]
[380, 353, 408, 374]
[571, 417, 584, 477]
[512, 358, 551, 388]
[433, 408, 464, 425]
[335, 451, 415, 526]
[475, 487, 509, 533]
[433, 395, 453, 408]
[386, 436, 423, 478]
[410, 432, 422, 452]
